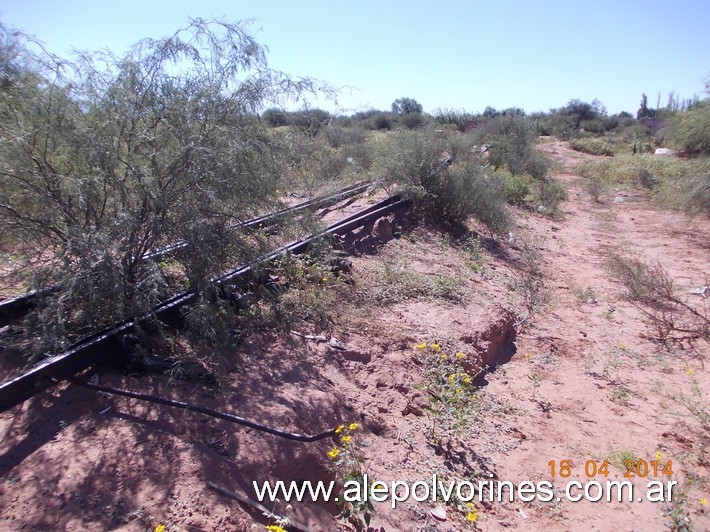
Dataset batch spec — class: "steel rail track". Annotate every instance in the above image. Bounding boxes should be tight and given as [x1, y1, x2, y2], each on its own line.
[0, 181, 371, 327]
[0, 195, 410, 413]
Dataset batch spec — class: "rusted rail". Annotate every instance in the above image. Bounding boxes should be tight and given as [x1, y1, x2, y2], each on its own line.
[0, 195, 410, 413]
[0, 181, 371, 326]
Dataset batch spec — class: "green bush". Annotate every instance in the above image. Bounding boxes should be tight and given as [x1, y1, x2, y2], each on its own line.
[569, 137, 615, 156]
[263, 108, 289, 127]
[574, 154, 700, 186]
[481, 115, 551, 180]
[661, 170, 710, 216]
[503, 173, 531, 206]
[322, 124, 366, 148]
[443, 163, 510, 233]
[538, 179, 568, 212]
[432, 108, 478, 132]
[401, 111, 425, 129]
[0, 20, 328, 352]
[661, 102, 710, 156]
[377, 130, 510, 233]
[589, 155, 710, 213]
[583, 174, 609, 202]
[373, 113, 392, 130]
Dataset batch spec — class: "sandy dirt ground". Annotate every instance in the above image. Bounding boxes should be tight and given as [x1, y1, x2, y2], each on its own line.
[0, 141, 708, 531]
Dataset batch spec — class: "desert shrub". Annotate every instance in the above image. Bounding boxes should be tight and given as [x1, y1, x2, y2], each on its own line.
[288, 108, 332, 138]
[503, 172, 532, 206]
[263, 107, 289, 127]
[401, 111, 425, 129]
[373, 113, 392, 130]
[661, 101, 710, 156]
[317, 147, 349, 181]
[432, 108, 478, 132]
[606, 252, 709, 345]
[378, 130, 510, 233]
[637, 168, 660, 190]
[579, 118, 606, 134]
[574, 154, 690, 185]
[509, 237, 551, 325]
[481, 115, 551, 180]
[538, 179, 568, 212]
[583, 174, 609, 202]
[570, 137, 615, 156]
[444, 163, 510, 233]
[343, 140, 375, 171]
[548, 114, 577, 139]
[525, 151, 552, 180]
[322, 124, 366, 148]
[661, 172, 710, 216]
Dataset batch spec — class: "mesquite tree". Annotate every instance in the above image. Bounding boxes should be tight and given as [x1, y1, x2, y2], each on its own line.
[0, 19, 325, 352]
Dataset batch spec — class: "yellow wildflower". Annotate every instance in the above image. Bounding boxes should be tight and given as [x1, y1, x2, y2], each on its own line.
[687, 368, 695, 375]
[327, 448, 340, 459]
[341, 435, 352, 444]
[456, 352, 465, 360]
[524, 352, 531, 359]
[335, 424, 345, 434]
[448, 374, 456, 384]
[655, 452, 662, 461]
[321, 277, 328, 282]
[440, 354, 447, 361]
[415, 342, 426, 349]
[463, 375, 472, 384]
[619, 344, 627, 351]
[348, 422, 359, 431]
[466, 508, 479, 522]
[431, 343, 441, 352]
[154, 526, 166, 532]
[266, 526, 287, 532]
[700, 498, 708, 506]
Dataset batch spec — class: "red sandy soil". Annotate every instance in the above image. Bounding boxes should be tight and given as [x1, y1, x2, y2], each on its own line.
[0, 141, 708, 531]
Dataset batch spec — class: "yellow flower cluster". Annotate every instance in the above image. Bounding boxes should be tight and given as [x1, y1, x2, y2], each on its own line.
[266, 525, 287, 532]
[466, 502, 479, 522]
[327, 448, 341, 459]
[447, 372, 472, 385]
[327, 421, 360, 459]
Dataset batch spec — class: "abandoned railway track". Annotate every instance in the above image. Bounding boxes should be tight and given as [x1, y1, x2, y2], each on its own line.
[0, 181, 372, 327]
[0, 194, 411, 421]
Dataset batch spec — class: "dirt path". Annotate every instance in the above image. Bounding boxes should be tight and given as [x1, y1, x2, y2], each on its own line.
[475, 141, 709, 530]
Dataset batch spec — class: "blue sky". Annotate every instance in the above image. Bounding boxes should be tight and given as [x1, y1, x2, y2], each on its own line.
[1, 0, 708, 115]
